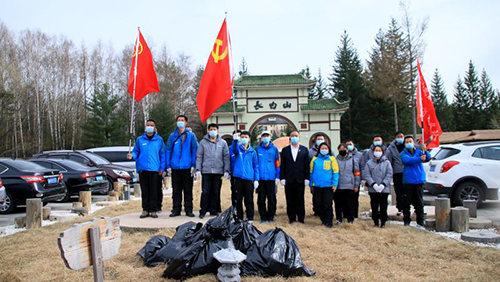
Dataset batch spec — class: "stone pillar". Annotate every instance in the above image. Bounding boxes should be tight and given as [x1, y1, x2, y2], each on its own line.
[26, 198, 42, 229]
[463, 200, 477, 218]
[451, 207, 469, 233]
[435, 198, 451, 232]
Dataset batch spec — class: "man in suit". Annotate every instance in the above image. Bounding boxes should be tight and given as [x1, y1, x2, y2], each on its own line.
[280, 131, 310, 224]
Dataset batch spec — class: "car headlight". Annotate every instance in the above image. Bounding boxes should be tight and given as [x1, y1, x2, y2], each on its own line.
[113, 170, 130, 178]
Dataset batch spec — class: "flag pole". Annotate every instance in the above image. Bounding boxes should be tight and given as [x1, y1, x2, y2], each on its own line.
[417, 59, 424, 145]
[128, 27, 140, 154]
[226, 12, 238, 133]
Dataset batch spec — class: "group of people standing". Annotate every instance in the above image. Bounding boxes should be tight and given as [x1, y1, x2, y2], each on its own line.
[128, 115, 430, 229]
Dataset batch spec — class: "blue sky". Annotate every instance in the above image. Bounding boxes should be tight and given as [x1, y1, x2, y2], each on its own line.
[1, 0, 498, 100]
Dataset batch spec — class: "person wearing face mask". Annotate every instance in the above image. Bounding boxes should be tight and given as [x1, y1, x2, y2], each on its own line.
[310, 143, 339, 228]
[255, 131, 280, 223]
[229, 130, 242, 206]
[386, 131, 405, 215]
[363, 145, 393, 228]
[334, 143, 360, 225]
[400, 136, 430, 227]
[309, 135, 328, 218]
[232, 131, 259, 221]
[165, 115, 199, 218]
[127, 119, 166, 219]
[358, 134, 388, 219]
[280, 131, 310, 224]
[344, 139, 362, 220]
[195, 124, 230, 219]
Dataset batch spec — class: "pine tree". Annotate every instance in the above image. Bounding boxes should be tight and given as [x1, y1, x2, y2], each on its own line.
[310, 68, 327, 99]
[479, 69, 499, 128]
[149, 99, 176, 138]
[452, 77, 470, 131]
[463, 60, 482, 129]
[300, 66, 311, 79]
[238, 57, 249, 77]
[430, 69, 453, 131]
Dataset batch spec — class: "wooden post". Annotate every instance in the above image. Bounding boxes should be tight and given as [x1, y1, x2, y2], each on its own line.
[435, 198, 451, 232]
[72, 202, 83, 208]
[42, 207, 51, 220]
[79, 191, 92, 211]
[451, 207, 469, 233]
[114, 182, 124, 200]
[26, 198, 42, 229]
[107, 196, 117, 202]
[463, 200, 477, 218]
[133, 183, 141, 198]
[89, 227, 105, 282]
[15, 216, 26, 228]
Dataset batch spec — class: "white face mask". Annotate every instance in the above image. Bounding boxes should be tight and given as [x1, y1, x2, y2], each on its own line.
[374, 151, 383, 158]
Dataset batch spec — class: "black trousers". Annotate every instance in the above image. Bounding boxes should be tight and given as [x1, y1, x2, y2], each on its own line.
[402, 184, 425, 225]
[370, 193, 389, 225]
[139, 171, 161, 212]
[157, 177, 163, 211]
[200, 174, 222, 215]
[315, 187, 334, 226]
[257, 180, 277, 221]
[352, 189, 360, 219]
[285, 180, 305, 222]
[393, 173, 404, 211]
[312, 189, 321, 216]
[235, 178, 254, 220]
[334, 189, 354, 223]
[171, 169, 193, 214]
[217, 177, 223, 213]
[230, 176, 237, 207]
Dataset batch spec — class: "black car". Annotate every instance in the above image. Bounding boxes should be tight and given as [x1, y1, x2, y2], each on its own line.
[32, 150, 137, 192]
[30, 159, 109, 201]
[0, 158, 67, 214]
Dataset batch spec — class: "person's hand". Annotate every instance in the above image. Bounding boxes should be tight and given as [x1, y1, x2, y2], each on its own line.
[280, 179, 286, 186]
[354, 187, 359, 193]
[159, 170, 163, 176]
[233, 133, 239, 140]
[275, 178, 279, 186]
[224, 172, 230, 180]
[422, 143, 427, 152]
[195, 171, 202, 180]
[304, 179, 310, 187]
[421, 155, 427, 162]
[254, 181, 259, 189]
[127, 153, 133, 160]
[333, 186, 337, 192]
[190, 167, 195, 177]
[167, 168, 172, 176]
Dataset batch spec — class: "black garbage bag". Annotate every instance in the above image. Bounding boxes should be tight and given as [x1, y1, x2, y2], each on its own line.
[137, 235, 171, 266]
[241, 228, 315, 277]
[162, 238, 229, 280]
[229, 221, 262, 254]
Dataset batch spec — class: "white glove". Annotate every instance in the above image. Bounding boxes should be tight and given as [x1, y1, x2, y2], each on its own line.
[374, 184, 384, 193]
[224, 172, 230, 180]
[280, 179, 286, 186]
[275, 178, 279, 186]
[254, 181, 259, 189]
[304, 179, 310, 187]
[233, 133, 239, 140]
[195, 171, 202, 180]
[167, 168, 172, 174]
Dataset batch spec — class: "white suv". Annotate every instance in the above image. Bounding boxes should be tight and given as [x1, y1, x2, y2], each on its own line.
[426, 141, 500, 207]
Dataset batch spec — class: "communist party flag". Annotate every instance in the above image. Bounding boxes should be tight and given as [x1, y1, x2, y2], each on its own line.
[196, 19, 233, 123]
[128, 29, 160, 102]
[416, 59, 443, 148]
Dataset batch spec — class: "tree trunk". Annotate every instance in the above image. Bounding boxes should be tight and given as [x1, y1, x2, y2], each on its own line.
[393, 96, 399, 132]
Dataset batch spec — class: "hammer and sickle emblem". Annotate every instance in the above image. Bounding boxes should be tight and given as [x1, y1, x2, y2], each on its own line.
[211, 39, 228, 63]
[133, 42, 143, 57]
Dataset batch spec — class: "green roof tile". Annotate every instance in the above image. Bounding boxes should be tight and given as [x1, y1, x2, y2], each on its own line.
[300, 98, 349, 111]
[215, 101, 245, 113]
[235, 74, 316, 87]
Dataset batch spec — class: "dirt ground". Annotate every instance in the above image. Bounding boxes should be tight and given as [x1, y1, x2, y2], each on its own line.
[1, 179, 500, 282]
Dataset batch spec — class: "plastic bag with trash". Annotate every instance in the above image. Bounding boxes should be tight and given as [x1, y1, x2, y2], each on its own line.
[137, 235, 171, 267]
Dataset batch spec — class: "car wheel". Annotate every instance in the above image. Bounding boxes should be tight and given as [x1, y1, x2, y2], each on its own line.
[107, 178, 114, 193]
[57, 190, 71, 202]
[0, 191, 16, 214]
[453, 181, 484, 207]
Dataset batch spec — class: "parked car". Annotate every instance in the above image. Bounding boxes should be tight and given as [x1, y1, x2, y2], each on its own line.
[0, 177, 5, 208]
[425, 141, 500, 207]
[32, 150, 137, 192]
[86, 146, 136, 171]
[0, 159, 67, 214]
[30, 159, 108, 201]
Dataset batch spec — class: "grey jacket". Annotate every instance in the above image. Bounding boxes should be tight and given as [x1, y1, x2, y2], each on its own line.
[336, 154, 360, 190]
[360, 144, 388, 180]
[386, 140, 404, 174]
[362, 156, 393, 194]
[195, 134, 230, 174]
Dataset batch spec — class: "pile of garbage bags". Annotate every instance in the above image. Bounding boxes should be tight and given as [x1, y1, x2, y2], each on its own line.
[137, 206, 315, 280]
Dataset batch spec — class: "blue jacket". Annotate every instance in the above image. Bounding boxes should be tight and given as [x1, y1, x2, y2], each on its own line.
[229, 142, 237, 174]
[131, 133, 166, 172]
[310, 154, 340, 188]
[165, 128, 198, 170]
[232, 143, 259, 181]
[255, 141, 280, 181]
[400, 148, 431, 184]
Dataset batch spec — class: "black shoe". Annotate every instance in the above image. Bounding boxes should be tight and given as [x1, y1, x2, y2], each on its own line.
[169, 212, 180, 217]
[348, 221, 354, 224]
[298, 219, 305, 224]
[380, 223, 386, 228]
[150, 212, 158, 218]
[140, 211, 149, 218]
[289, 219, 295, 224]
[199, 213, 205, 219]
[374, 222, 379, 227]
[210, 212, 219, 216]
[186, 212, 195, 217]
[324, 223, 333, 228]
[404, 222, 410, 226]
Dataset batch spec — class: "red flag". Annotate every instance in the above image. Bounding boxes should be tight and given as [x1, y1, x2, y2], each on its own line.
[128, 30, 160, 102]
[196, 19, 233, 123]
[416, 59, 443, 148]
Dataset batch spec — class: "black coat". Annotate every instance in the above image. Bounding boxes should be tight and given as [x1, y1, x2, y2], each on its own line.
[280, 145, 310, 184]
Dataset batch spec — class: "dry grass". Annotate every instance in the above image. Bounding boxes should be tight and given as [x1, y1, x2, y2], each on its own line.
[1, 180, 500, 282]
